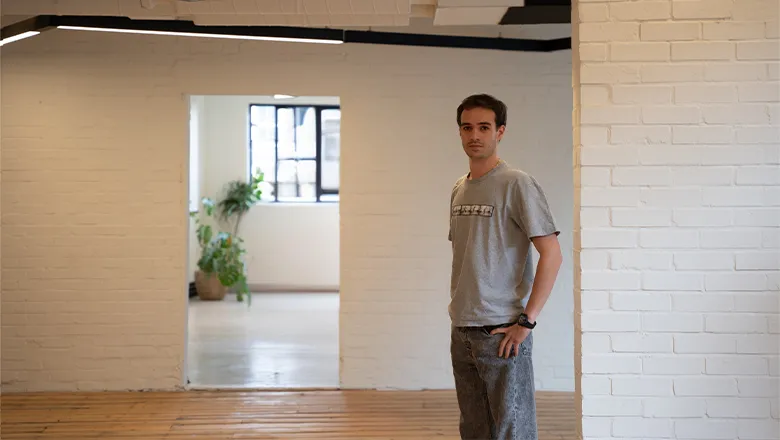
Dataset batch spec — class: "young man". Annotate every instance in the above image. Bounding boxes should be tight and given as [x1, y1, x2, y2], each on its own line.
[448, 94, 562, 440]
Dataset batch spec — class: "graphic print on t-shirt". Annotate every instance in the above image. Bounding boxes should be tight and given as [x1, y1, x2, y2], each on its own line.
[452, 204, 494, 218]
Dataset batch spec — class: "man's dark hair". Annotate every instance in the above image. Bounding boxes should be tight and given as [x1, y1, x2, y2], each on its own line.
[456, 94, 507, 128]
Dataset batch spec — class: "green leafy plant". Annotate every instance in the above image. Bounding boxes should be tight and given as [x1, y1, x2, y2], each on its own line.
[190, 171, 266, 304]
[190, 198, 250, 303]
[217, 171, 265, 236]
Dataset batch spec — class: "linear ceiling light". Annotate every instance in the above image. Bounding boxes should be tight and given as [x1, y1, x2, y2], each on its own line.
[0, 15, 571, 53]
[56, 25, 343, 44]
[0, 30, 41, 47]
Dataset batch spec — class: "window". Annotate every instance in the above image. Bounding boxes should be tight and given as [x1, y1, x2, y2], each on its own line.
[249, 104, 340, 203]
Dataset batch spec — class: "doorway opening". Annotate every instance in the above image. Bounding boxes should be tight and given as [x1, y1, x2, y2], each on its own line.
[185, 94, 341, 389]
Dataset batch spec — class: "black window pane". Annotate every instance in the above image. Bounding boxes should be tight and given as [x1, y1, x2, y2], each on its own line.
[250, 104, 340, 203]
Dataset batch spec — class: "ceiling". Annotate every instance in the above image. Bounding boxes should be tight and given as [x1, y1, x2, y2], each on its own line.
[1, 0, 571, 39]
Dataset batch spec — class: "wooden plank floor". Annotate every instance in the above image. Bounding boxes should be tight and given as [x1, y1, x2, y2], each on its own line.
[2, 389, 576, 439]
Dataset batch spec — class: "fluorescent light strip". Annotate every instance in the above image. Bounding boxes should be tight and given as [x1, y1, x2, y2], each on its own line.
[0, 30, 41, 47]
[57, 25, 343, 45]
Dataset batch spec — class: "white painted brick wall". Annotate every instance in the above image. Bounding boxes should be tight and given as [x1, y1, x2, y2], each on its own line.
[1, 42, 3, 395]
[0, 30, 574, 392]
[574, 0, 780, 438]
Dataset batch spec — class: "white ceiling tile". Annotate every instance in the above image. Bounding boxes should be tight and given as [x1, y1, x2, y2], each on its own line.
[204, 0, 236, 14]
[278, 0, 300, 14]
[254, 0, 284, 14]
[231, 0, 259, 14]
[410, 4, 435, 17]
[327, 14, 356, 26]
[305, 14, 332, 26]
[393, 14, 410, 25]
[0, 0, 52, 15]
[326, 0, 353, 14]
[437, 0, 523, 6]
[303, 0, 329, 14]
[396, 0, 411, 14]
[350, 0, 375, 15]
[433, 6, 508, 25]
[364, 13, 398, 25]
[119, 0, 176, 17]
[55, 0, 121, 15]
[0, 0, 533, 31]
[282, 14, 308, 26]
[191, 14, 262, 25]
[373, 0, 399, 14]
[177, 0, 214, 15]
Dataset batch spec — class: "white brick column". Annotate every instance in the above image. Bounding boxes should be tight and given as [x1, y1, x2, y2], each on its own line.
[573, 0, 779, 438]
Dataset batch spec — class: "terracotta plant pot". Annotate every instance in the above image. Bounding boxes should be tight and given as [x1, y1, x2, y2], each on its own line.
[195, 270, 228, 301]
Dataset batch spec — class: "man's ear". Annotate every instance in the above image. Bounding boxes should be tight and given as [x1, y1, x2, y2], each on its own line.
[496, 125, 506, 141]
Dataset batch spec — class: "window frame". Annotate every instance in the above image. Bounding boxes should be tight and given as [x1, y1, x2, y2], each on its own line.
[248, 103, 341, 203]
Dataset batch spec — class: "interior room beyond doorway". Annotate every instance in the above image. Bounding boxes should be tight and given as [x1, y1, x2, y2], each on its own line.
[186, 95, 341, 389]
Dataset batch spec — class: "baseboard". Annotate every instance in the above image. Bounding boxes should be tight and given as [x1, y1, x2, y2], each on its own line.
[246, 283, 339, 293]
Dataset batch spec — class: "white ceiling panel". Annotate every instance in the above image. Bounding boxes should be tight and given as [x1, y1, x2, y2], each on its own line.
[53, 0, 122, 15]
[119, 0, 177, 18]
[0, 0, 561, 30]
[377, 0, 410, 14]
[230, 0, 259, 14]
[174, 1, 216, 15]
[433, 6, 508, 26]
[437, 0, 524, 6]
[326, 0, 354, 15]
[190, 12, 409, 27]
[303, 0, 329, 15]
[278, 0, 301, 14]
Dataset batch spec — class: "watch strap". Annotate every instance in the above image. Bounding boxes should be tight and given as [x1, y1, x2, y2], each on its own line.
[517, 313, 536, 329]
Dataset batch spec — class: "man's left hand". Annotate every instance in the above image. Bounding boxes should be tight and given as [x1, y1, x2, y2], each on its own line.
[490, 324, 530, 359]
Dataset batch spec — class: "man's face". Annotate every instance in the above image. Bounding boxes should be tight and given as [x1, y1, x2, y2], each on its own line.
[459, 107, 505, 160]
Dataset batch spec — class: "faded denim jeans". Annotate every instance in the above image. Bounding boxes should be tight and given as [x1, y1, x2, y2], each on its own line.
[450, 324, 537, 440]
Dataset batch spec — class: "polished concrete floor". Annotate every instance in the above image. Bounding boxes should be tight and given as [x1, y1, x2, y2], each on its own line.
[187, 292, 339, 388]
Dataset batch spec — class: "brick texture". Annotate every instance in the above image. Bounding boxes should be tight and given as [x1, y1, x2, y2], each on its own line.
[574, 0, 780, 438]
[0, 31, 574, 392]
[1, 46, 3, 395]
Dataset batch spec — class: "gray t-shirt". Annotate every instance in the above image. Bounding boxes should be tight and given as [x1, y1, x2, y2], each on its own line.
[448, 161, 559, 327]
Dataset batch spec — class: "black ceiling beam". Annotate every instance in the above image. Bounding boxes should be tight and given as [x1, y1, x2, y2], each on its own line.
[343, 29, 568, 52]
[499, 0, 572, 26]
[0, 15, 56, 39]
[525, 0, 571, 5]
[2, 15, 571, 52]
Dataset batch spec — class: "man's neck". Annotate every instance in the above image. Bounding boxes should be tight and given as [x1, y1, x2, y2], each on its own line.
[468, 156, 501, 180]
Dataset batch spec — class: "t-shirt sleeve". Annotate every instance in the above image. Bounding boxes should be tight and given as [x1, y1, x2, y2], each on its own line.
[448, 185, 455, 242]
[510, 173, 560, 239]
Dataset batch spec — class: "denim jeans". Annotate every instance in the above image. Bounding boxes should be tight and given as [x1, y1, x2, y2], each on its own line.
[450, 325, 538, 440]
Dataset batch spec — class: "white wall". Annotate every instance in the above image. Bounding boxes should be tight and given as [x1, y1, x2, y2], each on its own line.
[187, 95, 205, 284]
[573, 0, 780, 438]
[188, 95, 340, 290]
[0, 30, 573, 393]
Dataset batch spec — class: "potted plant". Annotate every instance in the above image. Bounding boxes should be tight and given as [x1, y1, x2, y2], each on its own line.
[190, 170, 265, 304]
[216, 170, 265, 237]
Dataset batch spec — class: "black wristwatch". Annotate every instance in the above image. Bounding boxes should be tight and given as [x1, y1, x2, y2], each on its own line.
[517, 313, 536, 329]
